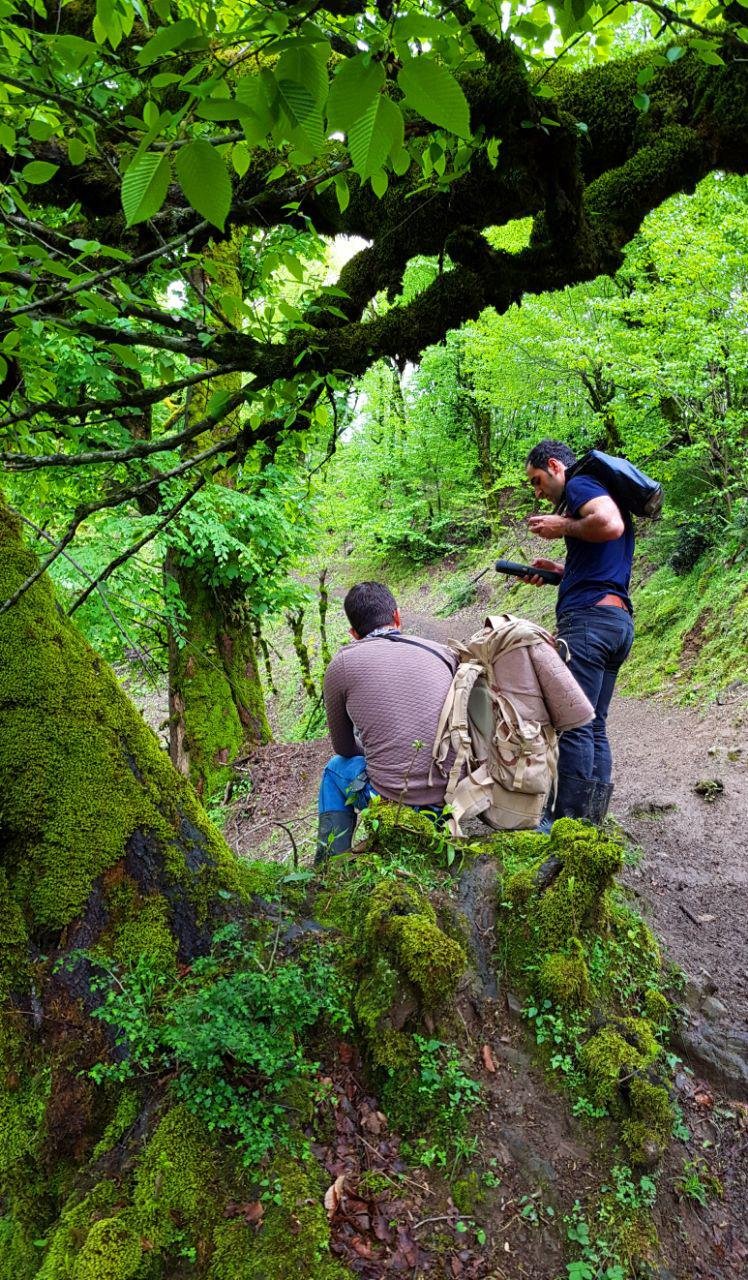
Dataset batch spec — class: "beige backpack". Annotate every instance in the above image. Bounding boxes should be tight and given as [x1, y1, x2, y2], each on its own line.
[431, 615, 561, 836]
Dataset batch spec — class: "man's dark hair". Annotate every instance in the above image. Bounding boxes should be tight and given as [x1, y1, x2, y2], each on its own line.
[344, 582, 397, 637]
[526, 440, 577, 472]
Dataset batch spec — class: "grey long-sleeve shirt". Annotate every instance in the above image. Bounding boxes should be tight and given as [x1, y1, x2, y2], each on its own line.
[323, 632, 456, 806]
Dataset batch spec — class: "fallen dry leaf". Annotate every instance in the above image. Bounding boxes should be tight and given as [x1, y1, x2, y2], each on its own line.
[694, 1089, 714, 1110]
[324, 1174, 347, 1219]
[481, 1044, 497, 1073]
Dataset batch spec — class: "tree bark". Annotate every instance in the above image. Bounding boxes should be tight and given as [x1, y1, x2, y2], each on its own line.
[166, 552, 271, 798]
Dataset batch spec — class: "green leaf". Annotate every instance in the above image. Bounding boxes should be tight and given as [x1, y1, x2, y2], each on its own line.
[68, 137, 87, 165]
[275, 43, 329, 108]
[21, 161, 59, 185]
[275, 79, 324, 155]
[348, 95, 403, 180]
[334, 171, 349, 211]
[632, 91, 650, 113]
[121, 151, 171, 225]
[196, 98, 255, 121]
[326, 55, 385, 134]
[398, 55, 471, 139]
[232, 142, 250, 177]
[28, 120, 55, 142]
[0, 124, 16, 154]
[370, 168, 388, 198]
[136, 17, 197, 66]
[393, 14, 450, 42]
[175, 140, 231, 229]
[636, 65, 655, 87]
[666, 45, 684, 61]
[391, 147, 411, 177]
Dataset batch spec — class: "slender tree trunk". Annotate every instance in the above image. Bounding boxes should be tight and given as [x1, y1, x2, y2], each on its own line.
[166, 242, 270, 799]
[471, 404, 500, 524]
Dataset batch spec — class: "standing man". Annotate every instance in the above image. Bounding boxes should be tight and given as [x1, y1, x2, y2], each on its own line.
[524, 439, 635, 822]
[317, 581, 456, 861]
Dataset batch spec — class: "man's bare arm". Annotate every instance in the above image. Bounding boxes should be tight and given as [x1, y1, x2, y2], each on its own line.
[528, 495, 624, 544]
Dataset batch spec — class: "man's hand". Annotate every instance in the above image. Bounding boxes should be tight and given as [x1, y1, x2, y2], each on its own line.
[523, 557, 565, 586]
[528, 513, 568, 540]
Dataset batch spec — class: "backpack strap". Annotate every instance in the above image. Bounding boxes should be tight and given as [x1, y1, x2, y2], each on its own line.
[363, 632, 456, 674]
[429, 661, 484, 791]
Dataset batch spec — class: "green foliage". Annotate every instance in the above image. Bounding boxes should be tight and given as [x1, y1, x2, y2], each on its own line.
[86, 923, 352, 1166]
[394, 1036, 482, 1171]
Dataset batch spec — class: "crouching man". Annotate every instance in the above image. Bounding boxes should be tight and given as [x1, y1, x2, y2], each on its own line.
[317, 581, 456, 861]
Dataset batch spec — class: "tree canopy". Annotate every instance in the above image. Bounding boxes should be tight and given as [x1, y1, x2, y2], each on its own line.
[0, 0, 747, 613]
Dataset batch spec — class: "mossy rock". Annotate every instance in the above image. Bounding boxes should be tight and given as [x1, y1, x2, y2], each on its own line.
[364, 801, 443, 857]
[539, 944, 590, 1009]
[70, 1215, 143, 1280]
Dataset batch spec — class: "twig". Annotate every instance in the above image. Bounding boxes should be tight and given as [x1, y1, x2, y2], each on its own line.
[271, 821, 299, 869]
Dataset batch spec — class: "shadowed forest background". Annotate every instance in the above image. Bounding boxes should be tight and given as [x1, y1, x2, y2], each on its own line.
[1, 0, 747, 1277]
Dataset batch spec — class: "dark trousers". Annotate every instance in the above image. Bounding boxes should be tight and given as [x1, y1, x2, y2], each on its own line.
[556, 605, 634, 784]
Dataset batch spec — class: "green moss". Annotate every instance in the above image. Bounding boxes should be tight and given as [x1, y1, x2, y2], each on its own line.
[452, 1170, 484, 1215]
[110, 893, 178, 976]
[90, 1088, 140, 1162]
[539, 943, 589, 1009]
[36, 1181, 122, 1280]
[389, 914, 466, 1006]
[0, 498, 246, 936]
[365, 801, 443, 857]
[71, 1215, 143, 1280]
[622, 1077, 674, 1164]
[643, 989, 670, 1029]
[0, 1064, 50, 1181]
[587, 125, 706, 245]
[0, 870, 30, 1001]
[0, 1215, 39, 1280]
[209, 1159, 351, 1280]
[580, 1019, 661, 1110]
[133, 1105, 225, 1252]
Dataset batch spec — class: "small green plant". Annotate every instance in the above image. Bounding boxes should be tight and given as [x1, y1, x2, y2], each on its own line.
[674, 1159, 722, 1207]
[399, 1036, 481, 1171]
[518, 1192, 555, 1228]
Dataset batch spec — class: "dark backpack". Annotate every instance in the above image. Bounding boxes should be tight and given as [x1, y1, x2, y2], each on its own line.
[560, 450, 663, 519]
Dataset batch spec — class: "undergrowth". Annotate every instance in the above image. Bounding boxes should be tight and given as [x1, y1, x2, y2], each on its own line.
[72, 922, 352, 1167]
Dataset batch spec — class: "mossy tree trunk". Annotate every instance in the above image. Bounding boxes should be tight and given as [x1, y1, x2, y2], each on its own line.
[0, 496, 274, 1278]
[166, 551, 270, 799]
[166, 243, 270, 801]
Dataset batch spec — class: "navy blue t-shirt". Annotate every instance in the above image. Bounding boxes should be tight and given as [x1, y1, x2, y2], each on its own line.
[556, 475, 634, 618]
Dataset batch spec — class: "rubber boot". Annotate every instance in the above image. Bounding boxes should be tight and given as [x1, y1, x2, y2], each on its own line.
[553, 772, 597, 822]
[315, 808, 356, 864]
[587, 781, 614, 826]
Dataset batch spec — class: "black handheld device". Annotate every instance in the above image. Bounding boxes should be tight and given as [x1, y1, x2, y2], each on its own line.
[495, 558, 563, 586]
